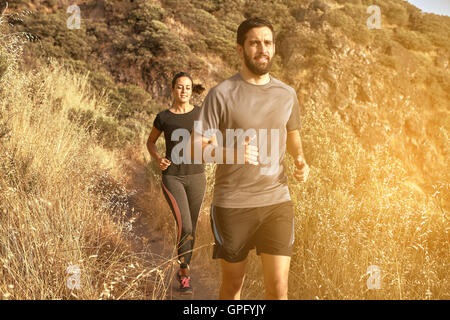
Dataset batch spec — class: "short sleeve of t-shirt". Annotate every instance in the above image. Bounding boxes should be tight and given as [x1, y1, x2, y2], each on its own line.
[153, 113, 164, 131]
[195, 88, 222, 139]
[286, 91, 301, 132]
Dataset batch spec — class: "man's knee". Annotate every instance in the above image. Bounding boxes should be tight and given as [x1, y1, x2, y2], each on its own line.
[221, 261, 246, 293]
[265, 279, 288, 299]
[222, 273, 245, 293]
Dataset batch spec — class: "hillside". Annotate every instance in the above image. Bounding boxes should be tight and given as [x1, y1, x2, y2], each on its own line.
[1, 0, 449, 299]
[5, 0, 448, 198]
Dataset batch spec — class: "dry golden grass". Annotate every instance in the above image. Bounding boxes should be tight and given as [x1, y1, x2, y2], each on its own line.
[1, 11, 448, 300]
[187, 105, 449, 300]
[226, 104, 448, 300]
[0, 29, 174, 299]
[2, 56, 448, 300]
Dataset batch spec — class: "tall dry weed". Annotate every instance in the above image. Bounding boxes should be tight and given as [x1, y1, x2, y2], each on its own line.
[0, 16, 171, 299]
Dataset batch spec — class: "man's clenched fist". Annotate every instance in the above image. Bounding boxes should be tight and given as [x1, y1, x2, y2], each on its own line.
[294, 156, 309, 182]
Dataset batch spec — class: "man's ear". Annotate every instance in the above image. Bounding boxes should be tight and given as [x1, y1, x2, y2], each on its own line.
[237, 44, 243, 59]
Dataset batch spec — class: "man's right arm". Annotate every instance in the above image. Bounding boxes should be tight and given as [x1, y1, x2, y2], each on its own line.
[191, 88, 258, 165]
[189, 131, 234, 164]
[189, 131, 258, 165]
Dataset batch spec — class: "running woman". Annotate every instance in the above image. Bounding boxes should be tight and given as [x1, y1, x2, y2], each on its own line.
[192, 17, 310, 299]
[147, 72, 206, 294]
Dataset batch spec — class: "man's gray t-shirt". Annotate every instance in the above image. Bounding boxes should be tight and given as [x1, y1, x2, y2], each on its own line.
[195, 73, 301, 208]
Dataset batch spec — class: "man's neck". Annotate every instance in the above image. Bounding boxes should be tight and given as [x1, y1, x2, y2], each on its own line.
[239, 68, 270, 85]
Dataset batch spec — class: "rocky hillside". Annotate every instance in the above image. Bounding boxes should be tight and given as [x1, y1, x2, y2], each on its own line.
[4, 0, 449, 205]
[1, 0, 449, 300]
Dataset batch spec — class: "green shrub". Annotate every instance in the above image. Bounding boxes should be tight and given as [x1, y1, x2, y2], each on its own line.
[67, 108, 96, 131]
[323, 7, 372, 46]
[116, 85, 152, 117]
[309, 54, 331, 68]
[244, 0, 295, 31]
[188, 38, 208, 53]
[383, 3, 409, 27]
[184, 8, 220, 36]
[19, 10, 95, 61]
[394, 28, 433, 51]
[341, 4, 366, 25]
[378, 53, 397, 69]
[337, 0, 361, 4]
[371, 29, 395, 52]
[205, 36, 235, 58]
[88, 20, 108, 38]
[128, 0, 167, 33]
[93, 115, 134, 149]
[188, 0, 221, 13]
[352, 26, 371, 46]
[408, 10, 450, 51]
[324, 9, 355, 31]
[428, 33, 450, 51]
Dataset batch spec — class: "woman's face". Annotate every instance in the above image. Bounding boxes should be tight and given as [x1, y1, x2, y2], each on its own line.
[172, 76, 192, 104]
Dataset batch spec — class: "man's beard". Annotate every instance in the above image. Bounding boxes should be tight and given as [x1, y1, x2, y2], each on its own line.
[243, 51, 273, 76]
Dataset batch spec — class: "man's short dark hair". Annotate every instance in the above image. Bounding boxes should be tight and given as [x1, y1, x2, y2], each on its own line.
[237, 17, 275, 46]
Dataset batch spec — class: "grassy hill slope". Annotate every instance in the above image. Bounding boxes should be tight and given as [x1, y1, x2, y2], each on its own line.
[1, 0, 448, 299]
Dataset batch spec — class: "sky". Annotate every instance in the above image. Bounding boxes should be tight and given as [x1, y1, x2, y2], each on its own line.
[406, 0, 450, 17]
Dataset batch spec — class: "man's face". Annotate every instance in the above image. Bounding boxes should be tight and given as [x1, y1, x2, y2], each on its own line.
[239, 26, 275, 76]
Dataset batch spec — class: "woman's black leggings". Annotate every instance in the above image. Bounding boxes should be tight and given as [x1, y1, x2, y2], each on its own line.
[161, 173, 206, 269]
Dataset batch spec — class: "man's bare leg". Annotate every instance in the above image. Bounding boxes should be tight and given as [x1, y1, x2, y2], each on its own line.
[260, 253, 291, 300]
[219, 258, 247, 300]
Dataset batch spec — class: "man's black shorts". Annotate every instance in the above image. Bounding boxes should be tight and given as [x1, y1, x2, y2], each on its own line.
[210, 201, 295, 263]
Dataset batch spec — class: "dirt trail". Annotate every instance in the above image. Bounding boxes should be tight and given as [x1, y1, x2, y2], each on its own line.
[119, 146, 218, 300]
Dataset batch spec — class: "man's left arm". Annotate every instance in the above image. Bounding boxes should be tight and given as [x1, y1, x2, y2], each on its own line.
[286, 130, 310, 182]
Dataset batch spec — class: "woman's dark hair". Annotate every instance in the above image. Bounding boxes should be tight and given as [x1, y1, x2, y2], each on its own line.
[171, 72, 193, 89]
[236, 17, 275, 46]
[171, 72, 205, 95]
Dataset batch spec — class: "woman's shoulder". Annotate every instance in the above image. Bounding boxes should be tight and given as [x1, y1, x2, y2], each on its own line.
[156, 108, 171, 119]
[153, 108, 170, 129]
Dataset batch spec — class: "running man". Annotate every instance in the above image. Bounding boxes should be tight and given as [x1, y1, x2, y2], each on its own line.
[191, 17, 310, 299]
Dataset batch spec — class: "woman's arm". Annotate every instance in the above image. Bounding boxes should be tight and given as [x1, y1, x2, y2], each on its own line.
[147, 127, 171, 171]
